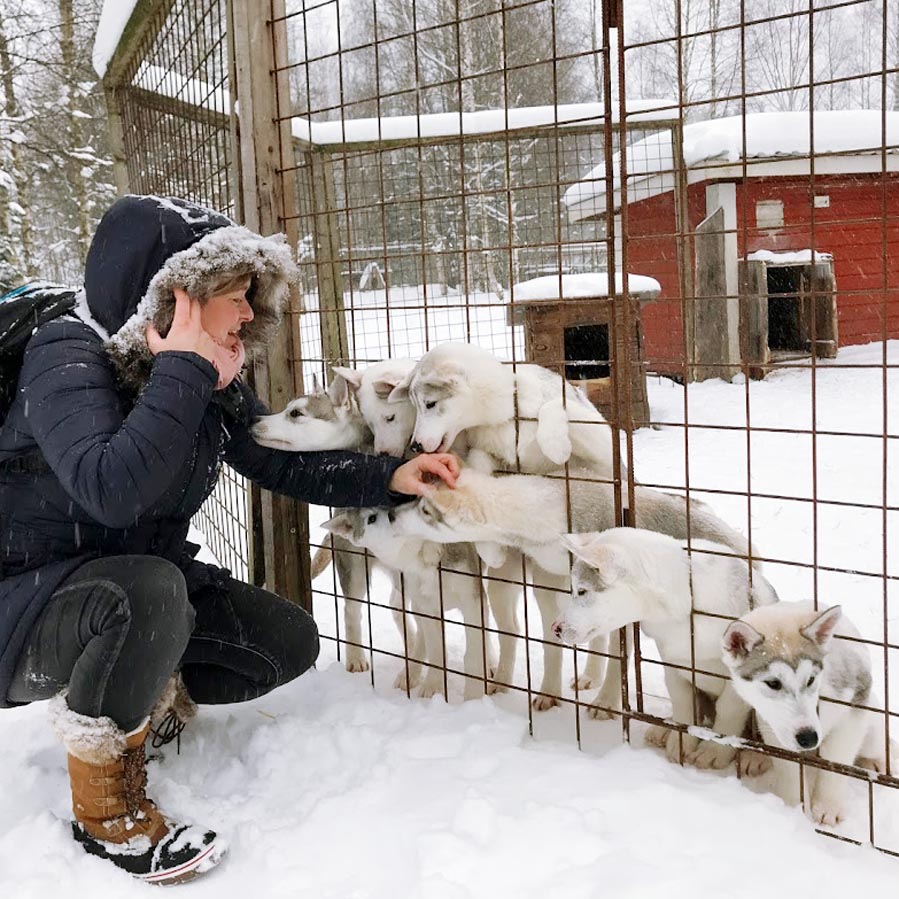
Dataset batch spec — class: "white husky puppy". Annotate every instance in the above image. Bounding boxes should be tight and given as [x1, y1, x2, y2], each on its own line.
[388, 342, 620, 708]
[387, 341, 617, 476]
[323, 507, 499, 701]
[553, 527, 779, 769]
[722, 603, 884, 825]
[332, 358, 417, 457]
[251, 374, 369, 452]
[395, 467, 755, 715]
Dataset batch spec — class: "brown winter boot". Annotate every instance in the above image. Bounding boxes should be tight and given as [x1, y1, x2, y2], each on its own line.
[51, 694, 225, 885]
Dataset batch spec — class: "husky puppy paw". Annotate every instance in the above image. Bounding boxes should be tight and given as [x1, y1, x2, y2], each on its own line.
[570, 674, 595, 691]
[393, 668, 421, 692]
[344, 650, 370, 673]
[856, 755, 886, 774]
[737, 750, 772, 777]
[687, 740, 736, 770]
[531, 693, 560, 711]
[665, 730, 699, 764]
[418, 675, 447, 700]
[586, 703, 617, 721]
[644, 724, 670, 748]
[536, 401, 572, 465]
[810, 798, 847, 827]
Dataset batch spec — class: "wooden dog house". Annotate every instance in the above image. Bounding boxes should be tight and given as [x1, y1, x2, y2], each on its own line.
[507, 273, 660, 429]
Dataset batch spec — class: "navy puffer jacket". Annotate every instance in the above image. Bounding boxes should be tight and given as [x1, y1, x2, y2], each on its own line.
[0, 195, 402, 707]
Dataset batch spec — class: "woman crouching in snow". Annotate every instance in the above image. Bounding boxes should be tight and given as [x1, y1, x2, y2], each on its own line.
[0, 195, 457, 885]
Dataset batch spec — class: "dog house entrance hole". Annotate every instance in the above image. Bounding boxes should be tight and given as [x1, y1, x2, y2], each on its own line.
[766, 265, 805, 352]
[564, 323, 610, 380]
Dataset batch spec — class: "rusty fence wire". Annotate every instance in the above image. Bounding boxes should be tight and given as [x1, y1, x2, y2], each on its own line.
[103, 0, 898, 855]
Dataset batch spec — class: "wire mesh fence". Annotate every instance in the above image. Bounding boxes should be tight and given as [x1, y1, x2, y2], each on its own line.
[103, 0, 898, 855]
[106, 0, 250, 582]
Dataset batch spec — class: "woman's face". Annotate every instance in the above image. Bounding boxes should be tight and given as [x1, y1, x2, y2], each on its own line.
[200, 281, 254, 349]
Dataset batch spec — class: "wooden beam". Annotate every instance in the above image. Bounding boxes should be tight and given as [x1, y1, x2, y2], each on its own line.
[102, 0, 174, 88]
[230, 0, 311, 610]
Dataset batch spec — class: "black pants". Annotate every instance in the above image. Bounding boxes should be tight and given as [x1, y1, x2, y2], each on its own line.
[8, 556, 320, 731]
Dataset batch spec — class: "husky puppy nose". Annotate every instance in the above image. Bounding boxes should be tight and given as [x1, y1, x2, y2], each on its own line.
[796, 728, 819, 750]
[409, 441, 423, 454]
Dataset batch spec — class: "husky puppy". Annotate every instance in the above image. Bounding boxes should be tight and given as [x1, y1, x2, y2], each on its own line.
[722, 603, 884, 825]
[552, 527, 778, 769]
[323, 507, 500, 701]
[332, 358, 417, 457]
[396, 467, 756, 716]
[251, 373, 409, 675]
[388, 342, 622, 708]
[251, 374, 369, 452]
[387, 341, 617, 476]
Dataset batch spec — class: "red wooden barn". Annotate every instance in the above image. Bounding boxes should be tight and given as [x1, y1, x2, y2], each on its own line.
[564, 110, 899, 378]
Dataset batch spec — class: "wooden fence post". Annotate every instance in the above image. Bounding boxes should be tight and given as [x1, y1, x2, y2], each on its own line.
[230, 0, 311, 609]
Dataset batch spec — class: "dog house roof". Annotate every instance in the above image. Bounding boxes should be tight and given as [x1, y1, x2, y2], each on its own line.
[507, 272, 661, 304]
[564, 110, 899, 222]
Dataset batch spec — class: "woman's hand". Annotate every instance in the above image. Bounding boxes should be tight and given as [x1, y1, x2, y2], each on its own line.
[146, 288, 220, 366]
[389, 453, 460, 497]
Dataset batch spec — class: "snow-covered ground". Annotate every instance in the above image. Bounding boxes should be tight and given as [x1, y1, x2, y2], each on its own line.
[1, 338, 896, 896]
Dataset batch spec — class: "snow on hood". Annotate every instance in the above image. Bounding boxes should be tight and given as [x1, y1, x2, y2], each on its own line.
[83, 195, 298, 393]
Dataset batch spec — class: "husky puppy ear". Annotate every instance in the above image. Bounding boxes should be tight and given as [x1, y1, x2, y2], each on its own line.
[387, 373, 413, 404]
[327, 374, 352, 411]
[721, 619, 764, 662]
[331, 366, 364, 392]
[561, 532, 622, 577]
[371, 375, 404, 400]
[321, 512, 354, 539]
[560, 532, 598, 560]
[800, 605, 842, 649]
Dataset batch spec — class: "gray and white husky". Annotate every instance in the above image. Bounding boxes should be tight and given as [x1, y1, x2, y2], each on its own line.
[393, 467, 756, 716]
[553, 527, 778, 770]
[251, 371, 415, 674]
[722, 602, 886, 825]
[332, 358, 417, 457]
[322, 507, 501, 700]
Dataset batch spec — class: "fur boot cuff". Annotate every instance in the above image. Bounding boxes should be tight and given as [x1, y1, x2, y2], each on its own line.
[150, 672, 198, 730]
[49, 692, 127, 766]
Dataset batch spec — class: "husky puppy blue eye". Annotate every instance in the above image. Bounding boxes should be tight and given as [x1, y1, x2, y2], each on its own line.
[289, 408, 303, 419]
[385, 414, 395, 423]
[425, 400, 437, 410]
[387, 510, 396, 524]
[807, 674, 816, 687]
[576, 587, 587, 596]
[367, 513, 378, 525]
[764, 678, 783, 691]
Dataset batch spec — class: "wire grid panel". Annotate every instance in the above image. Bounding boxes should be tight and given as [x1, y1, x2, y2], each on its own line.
[114, 0, 250, 581]
[269, 0, 899, 854]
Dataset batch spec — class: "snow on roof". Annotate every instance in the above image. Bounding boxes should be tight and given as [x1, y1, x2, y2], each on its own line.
[565, 110, 899, 221]
[130, 64, 230, 116]
[746, 249, 833, 265]
[292, 100, 678, 146]
[507, 272, 661, 303]
[93, 1, 140, 78]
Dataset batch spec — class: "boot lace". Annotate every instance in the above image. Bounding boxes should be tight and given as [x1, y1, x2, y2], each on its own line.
[150, 710, 186, 753]
[122, 742, 149, 819]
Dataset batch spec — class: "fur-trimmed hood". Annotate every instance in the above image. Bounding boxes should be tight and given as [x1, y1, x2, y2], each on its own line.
[83, 195, 298, 394]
